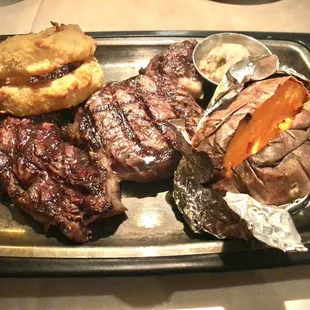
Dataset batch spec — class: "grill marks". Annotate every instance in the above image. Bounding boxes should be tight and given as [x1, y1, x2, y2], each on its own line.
[112, 77, 172, 154]
[66, 39, 204, 182]
[88, 88, 146, 175]
[70, 75, 202, 182]
[0, 117, 125, 243]
[84, 79, 181, 180]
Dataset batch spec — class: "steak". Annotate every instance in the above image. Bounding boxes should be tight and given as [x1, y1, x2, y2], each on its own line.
[66, 40, 204, 182]
[139, 39, 203, 100]
[0, 117, 125, 243]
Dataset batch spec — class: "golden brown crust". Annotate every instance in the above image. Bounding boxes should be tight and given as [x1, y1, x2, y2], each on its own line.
[0, 57, 104, 116]
[0, 23, 97, 82]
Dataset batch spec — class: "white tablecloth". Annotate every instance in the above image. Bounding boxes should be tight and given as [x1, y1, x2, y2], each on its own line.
[0, 0, 310, 34]
[1, 266, 310, 309]
[1, 1, 310, 309]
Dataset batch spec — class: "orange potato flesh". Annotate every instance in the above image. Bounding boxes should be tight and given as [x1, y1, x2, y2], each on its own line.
[223, 79, 308, 177]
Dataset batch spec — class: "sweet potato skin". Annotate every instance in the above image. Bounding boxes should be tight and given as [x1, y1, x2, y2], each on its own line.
[192, 76, 310, 205]
[233, 109, 310, 205]
[192, 77, 291, 178]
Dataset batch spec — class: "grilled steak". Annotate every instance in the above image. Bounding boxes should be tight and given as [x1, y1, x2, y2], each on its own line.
[66, 40, 203, 182]
[139, 39, 203, 100]
[0, 117, 125, 243]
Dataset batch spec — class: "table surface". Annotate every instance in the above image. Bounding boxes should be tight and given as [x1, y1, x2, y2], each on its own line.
[0, 0, 309, 35]
[1, 0, 310, 309]
[1, 266, 310, 310]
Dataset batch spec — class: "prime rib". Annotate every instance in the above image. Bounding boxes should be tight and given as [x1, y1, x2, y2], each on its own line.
[0, 117, 125, 243]
[66, 40, 204, 182]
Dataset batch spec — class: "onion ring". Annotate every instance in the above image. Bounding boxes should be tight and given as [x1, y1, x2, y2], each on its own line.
[0, 23, 97, 82]
[0, 57, 104, 116]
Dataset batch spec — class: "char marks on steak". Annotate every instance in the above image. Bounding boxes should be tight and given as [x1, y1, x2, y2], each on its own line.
[66, 40, 203, 182]
[0, 117, 125, 243]
[139, 39, 203, 100]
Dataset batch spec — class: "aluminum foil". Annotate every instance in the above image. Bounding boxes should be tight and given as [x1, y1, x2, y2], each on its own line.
[172, 55, 310, 252]
[196, 54, 310, 132]
[210, 54, 280, 105]
[172, 120, 307, 251]
[169, 120, 250, 240]
[223, 192, 307, 252]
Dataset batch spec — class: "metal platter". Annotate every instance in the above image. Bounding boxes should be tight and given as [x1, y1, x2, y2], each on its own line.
[1, 31, 310, 276]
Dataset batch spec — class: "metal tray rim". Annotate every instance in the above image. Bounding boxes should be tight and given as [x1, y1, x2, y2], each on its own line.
[1, 246, 310, 277]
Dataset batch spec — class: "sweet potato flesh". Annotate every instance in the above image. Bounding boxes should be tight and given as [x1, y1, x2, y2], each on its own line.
[223, 80, 307, 177]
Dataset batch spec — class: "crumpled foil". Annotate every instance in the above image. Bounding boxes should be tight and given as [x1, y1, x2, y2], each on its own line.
[196, 54, 280, 131]
[223, 192, 307, 252]
[170, 120, 250, 240]
[172, 55, 310, 252]
[171, 119, 307, 251]
[197, 55, 310, 132]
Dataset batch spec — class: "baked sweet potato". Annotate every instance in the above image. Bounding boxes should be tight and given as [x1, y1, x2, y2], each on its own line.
[192, 76, 310, 205]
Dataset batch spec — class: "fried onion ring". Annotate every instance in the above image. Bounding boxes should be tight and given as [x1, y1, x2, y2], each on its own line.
[0, 57, 103, 116]
[0, 23, 97, 82]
